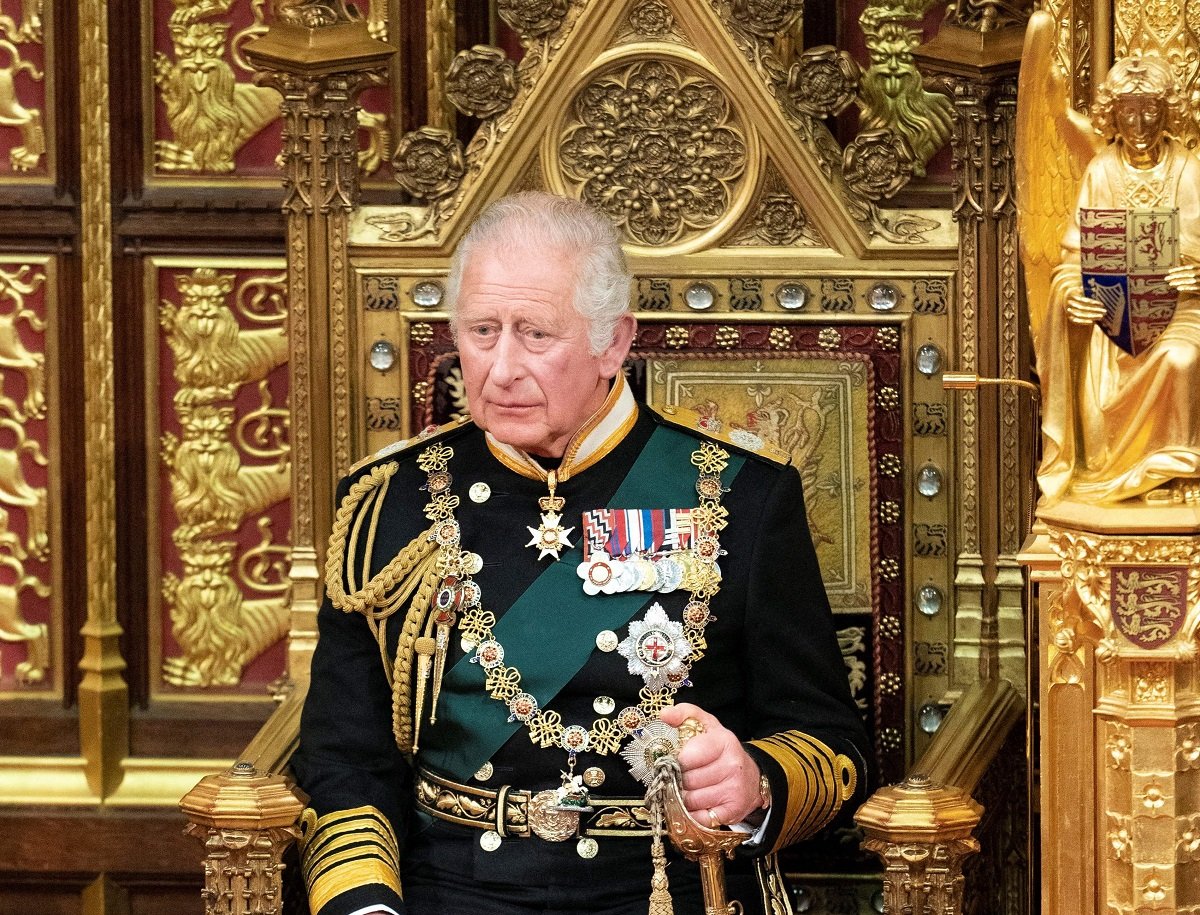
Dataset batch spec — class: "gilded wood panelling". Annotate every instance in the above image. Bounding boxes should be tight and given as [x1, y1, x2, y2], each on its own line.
[0, 0, 50, 181]
[0, 253, 56, 697]
[146, 0, 282, 179]
[147, 257, 291, 697]
[145, 0, 396, 183]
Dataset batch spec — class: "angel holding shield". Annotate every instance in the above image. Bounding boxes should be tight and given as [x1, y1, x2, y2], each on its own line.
[1019, 29, 1200, 506]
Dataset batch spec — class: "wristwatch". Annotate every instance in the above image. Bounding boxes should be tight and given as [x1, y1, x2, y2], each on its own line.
[757, 772, 772, 810]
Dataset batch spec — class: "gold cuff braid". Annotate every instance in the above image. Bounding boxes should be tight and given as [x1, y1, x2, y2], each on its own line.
[749, 730, 857, 851]
[299, 806, 403, 914]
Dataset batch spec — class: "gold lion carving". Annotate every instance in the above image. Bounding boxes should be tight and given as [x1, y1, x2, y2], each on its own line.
[162, 537, 288, 687]
[857, 6, 953, 176]
[0, 40, 44, 172]
[161, 268, 288, 404]
[0, 265, 46, 420]
[0, 0, 43, 43]
[0, 417, 47, 562]
[159, 266, 291, 688]
[162, 404, 290, 539]
[153, 22, 279, 174]
[0, 553, 48, 685]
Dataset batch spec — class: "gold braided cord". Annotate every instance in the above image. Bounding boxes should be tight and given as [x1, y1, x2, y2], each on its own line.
[749, 730, 857, 850]
[392, 560, 440, 755]
[324, 453, 454, 758]
[361, 468, 392, 589]
[346, 476, 384, 593]
[326, 461, 444, 615]
[369, 548, 439, 682]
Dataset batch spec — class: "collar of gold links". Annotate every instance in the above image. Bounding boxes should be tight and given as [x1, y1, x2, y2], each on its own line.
[414, 437, 733, 771]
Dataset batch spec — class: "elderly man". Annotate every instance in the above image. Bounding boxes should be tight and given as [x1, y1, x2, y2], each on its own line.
[292, 192, 869, 915]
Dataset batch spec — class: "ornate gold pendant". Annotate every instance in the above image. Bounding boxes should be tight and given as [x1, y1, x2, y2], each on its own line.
[526, 510, 575, 560]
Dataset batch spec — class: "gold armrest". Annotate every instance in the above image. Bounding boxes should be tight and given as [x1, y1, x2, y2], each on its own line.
[855, 679, 1024, 915]
[181, 687, 310, 915]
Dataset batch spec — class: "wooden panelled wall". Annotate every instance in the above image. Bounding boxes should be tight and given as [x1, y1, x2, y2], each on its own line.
[0, 1, 491, 912]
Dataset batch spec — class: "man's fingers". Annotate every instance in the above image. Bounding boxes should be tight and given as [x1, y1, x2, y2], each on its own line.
[680, 754, 726, 790]
[659, 703, 712, 727]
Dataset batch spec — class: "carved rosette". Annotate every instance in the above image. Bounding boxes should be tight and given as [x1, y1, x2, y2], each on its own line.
[627, 2, 675, 38]
[730, 164, 824, 247]
[392, 127, 466, 201]
[558, 59, 748, 247]
[1051, 528, 1200, 662]
[842, 128, 912, 200]
[158, 265, 292, 690]
[729, 0, 805, 37]
[497, 0, 569, 39]
[445, 46, 518, 119]
[787, 46, 861, 119]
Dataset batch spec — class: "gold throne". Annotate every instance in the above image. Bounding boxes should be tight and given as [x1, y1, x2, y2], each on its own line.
[181, 1, 1037, 912]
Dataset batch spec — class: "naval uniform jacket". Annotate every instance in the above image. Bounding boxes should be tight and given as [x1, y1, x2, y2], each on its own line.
[292, 385, 870, 915]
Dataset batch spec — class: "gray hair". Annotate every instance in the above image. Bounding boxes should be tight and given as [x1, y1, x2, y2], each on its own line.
[445, 191, 633, 354]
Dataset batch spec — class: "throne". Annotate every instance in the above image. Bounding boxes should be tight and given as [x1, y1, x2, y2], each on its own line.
[182, 3, 1030, 912]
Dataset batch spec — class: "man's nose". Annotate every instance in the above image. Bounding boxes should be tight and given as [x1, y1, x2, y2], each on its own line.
[489, 330, 525, 384]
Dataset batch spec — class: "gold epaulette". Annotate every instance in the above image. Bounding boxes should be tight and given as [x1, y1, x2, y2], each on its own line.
[346, 414, 473, 475]
[650, 403, 792, 465]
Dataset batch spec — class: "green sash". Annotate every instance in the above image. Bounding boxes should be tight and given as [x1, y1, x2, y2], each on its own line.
[421, 425, 745, 780]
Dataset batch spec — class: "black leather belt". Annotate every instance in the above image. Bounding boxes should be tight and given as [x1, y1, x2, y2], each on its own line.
[415, 768, 653, 842]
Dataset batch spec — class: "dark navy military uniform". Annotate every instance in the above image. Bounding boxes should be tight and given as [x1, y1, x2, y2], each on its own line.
[292, 402, 869, 915]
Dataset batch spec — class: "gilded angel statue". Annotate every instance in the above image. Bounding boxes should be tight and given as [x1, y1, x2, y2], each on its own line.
[1017, 16, 1200, 506]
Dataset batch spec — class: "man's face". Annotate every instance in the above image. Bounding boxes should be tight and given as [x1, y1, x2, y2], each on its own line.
[453, 245, 634, 457]
[1115, 95, 1167, 155]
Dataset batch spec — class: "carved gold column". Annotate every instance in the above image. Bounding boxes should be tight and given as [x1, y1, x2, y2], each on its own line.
[181, 761, 307, 915]
[78, 0, 128, 796]
[245, 16, 391, 689]
[1024, 517, 1200, 914]
[916, 17, 1030, 695]
[858, 775, 982, 913]
[856, 678, 1023, 913]
[426, 0, 456, 130]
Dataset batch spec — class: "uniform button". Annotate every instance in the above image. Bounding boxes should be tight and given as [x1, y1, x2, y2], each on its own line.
[470, 482, 491, 503]
[480, 830, 502, 851]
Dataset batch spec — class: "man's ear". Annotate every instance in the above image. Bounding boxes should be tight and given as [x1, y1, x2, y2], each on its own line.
[599, 313, 637, 379]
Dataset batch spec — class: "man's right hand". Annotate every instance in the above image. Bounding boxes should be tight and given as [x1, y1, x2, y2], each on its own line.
[1066, 290, 1106, 325]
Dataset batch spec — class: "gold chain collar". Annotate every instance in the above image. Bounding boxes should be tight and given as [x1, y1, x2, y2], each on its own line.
[414, 438, 732, 766]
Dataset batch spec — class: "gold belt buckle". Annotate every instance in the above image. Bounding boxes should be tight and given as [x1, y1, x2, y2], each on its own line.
[527, 789, 579, 842]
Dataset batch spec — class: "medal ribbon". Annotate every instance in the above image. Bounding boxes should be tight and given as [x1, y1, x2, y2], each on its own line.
[421, 425, 745, 781]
